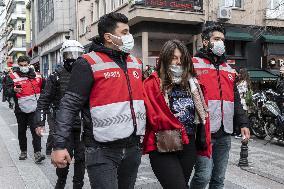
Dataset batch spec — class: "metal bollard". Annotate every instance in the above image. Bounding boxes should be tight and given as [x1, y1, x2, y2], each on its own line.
[238, 139, 249, 167]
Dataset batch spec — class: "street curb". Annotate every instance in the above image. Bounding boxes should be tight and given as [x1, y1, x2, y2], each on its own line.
[0, 112, 53, 189]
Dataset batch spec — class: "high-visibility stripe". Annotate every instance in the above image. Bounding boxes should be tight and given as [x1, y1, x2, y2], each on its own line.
[208, 100, 222, 133]
[18, 94, 40, 113]
[90, 62, 142, 72]
[129, 55, 139, 65]
[88, 52, 104, 64]
[194, 60, 236, 74]
[90, 100, 146, 142]
[223, 100, 234, 134]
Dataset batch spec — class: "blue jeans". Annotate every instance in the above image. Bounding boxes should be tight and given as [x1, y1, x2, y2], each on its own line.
[189, 135, 231, 189]
[85, 143, 142, 189]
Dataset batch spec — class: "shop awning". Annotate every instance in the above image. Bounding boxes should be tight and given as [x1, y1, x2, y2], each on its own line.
[226, 32, 253, 41]
[261, 35, 284, 43]
[248, 69, 279, 81]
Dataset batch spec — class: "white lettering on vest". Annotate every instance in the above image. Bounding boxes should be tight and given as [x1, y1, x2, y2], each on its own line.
[104, 71, 121, 79]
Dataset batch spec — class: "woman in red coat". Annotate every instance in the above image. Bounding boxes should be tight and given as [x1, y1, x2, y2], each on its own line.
[143, 40, 208, 189]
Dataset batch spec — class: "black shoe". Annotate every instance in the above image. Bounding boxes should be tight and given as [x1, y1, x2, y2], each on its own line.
[34, 152, 45, 164]
[55, 180, 66, 189]
[19, 151, 27, 160]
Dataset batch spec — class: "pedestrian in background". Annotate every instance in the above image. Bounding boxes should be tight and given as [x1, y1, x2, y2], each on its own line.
[234, 68, 252, 138]
[236, 68, 252, 112]
[189, 24, 250, 189]
[34, 39, 86, 189]
[5, 55, 45, 163]
[51, 12, 146, 189]
[143, 40, 208, 189]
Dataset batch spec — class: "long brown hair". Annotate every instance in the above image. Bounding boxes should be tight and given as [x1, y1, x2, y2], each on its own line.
[156, 40, 195, 92]
[238, 68, 251, 89]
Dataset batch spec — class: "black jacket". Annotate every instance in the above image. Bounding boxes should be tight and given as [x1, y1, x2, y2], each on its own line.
[6, 68, 44, 114]
[34, 66, 81, 129]
[53, 41, 140, 149]
[195, 49, 249, 137]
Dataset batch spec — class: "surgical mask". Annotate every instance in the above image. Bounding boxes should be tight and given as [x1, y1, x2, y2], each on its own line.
[169, 64, 183, 84]
[111, 34, 135, 53]
[210, 40, 225, 56]
[19, 66, 29, 74]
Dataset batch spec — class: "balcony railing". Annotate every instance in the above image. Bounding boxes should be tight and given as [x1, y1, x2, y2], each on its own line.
[132, 0, 203, 12]
[8, 47, 26, 55]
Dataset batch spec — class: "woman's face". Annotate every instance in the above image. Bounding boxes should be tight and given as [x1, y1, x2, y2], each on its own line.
[171, 48, 182, 65]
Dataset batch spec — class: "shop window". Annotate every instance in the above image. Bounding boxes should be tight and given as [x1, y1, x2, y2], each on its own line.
[225, 40, 245, 57]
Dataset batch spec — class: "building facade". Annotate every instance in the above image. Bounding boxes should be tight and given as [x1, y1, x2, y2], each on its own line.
[29, 0, 77, 77]
[0, 1, 8, 71]
[77, 0, 284, 72]
[5, 0, 26, 66]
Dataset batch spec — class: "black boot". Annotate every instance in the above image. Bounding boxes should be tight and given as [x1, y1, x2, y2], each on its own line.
[55, 179, 66, 189]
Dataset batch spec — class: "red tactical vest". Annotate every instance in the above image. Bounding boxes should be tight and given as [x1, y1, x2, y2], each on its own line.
[192, 57, 236, 134]
[10, 72, 42, 113]
[82, 51, 146, 142]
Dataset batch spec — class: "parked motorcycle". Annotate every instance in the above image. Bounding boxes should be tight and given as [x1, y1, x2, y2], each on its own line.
[262, 89, 284, 141]
[249, 91, 267, 139]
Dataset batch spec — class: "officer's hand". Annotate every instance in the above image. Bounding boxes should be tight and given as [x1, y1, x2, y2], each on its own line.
[241, 127, 250, 142]
[35, 126, 45, 137]
[51, 149, 72, 168]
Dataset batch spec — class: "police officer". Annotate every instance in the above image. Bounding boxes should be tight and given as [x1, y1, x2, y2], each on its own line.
[34, 37, 85, 189]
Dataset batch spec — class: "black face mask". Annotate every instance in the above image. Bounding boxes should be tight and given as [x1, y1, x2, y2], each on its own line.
[63, 59, 75, 72]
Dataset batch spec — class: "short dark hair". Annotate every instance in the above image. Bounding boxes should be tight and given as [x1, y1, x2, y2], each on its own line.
[98, 12, 128, 42]
[17, 56, 30, 64]
[201, 24, 226, 40]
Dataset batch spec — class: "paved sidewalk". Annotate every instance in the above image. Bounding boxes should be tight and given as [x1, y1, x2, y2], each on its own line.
[0, 99, 284, 189]
[0, 110, 53, 189]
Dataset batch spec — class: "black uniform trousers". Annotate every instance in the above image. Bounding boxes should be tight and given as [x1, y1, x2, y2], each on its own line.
[15, 112, 41, 153]
[50, 118, 85, 189]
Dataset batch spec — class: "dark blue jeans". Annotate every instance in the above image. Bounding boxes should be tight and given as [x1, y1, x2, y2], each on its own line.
[85, 144, 142, 189]
[189, 135, 231, 189]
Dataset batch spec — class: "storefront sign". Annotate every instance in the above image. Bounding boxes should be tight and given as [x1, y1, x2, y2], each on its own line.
[144, 0, 202, 11]
[268, 56, 284, 68]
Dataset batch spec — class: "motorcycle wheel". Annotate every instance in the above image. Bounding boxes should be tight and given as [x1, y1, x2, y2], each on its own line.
[249, 115, 267, 139]
[264, 122, 277, 139]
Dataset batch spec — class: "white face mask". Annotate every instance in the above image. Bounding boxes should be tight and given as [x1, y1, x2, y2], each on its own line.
[210, 40, 225, 56]
[111, 34, 135, 53]
[169, 64, 183, 84]
[20, 66, 29, 73]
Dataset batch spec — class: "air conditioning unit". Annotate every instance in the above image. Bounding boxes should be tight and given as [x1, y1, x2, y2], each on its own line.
[218, 7, 232, 20]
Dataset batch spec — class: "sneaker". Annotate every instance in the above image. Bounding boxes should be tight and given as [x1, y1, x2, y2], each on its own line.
[235, 134, 242, 139]
[19, 151, 27, 160]
[34, 152, 45, 164]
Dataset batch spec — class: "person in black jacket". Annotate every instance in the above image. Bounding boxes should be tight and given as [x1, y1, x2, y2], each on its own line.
[34, 39, 85, 189]
[51, 13, 146, 189]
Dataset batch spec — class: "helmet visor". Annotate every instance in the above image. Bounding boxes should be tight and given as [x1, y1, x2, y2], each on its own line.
[63, 51, 84, 60]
